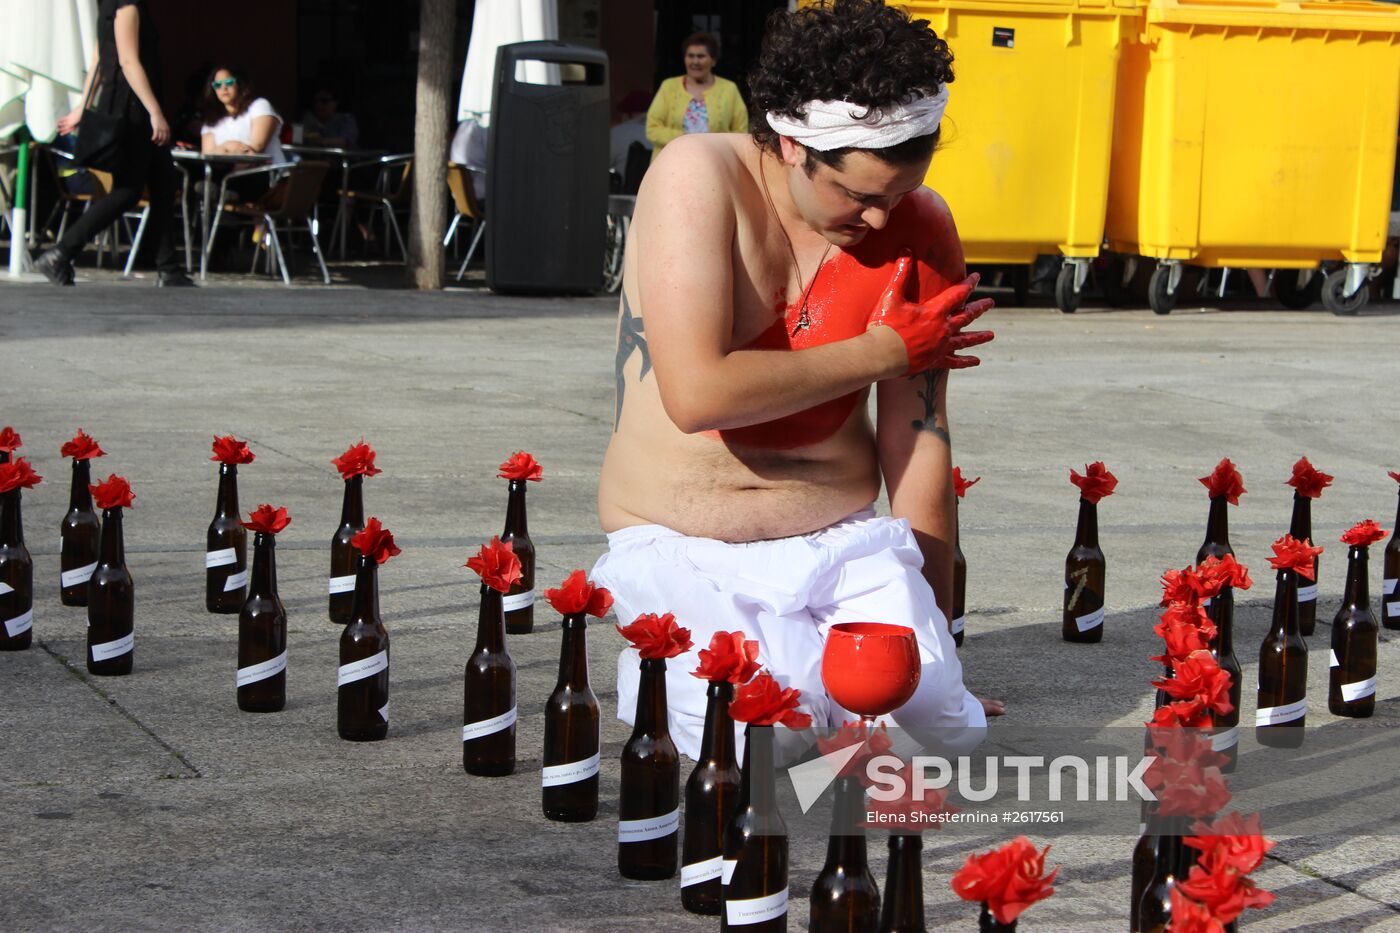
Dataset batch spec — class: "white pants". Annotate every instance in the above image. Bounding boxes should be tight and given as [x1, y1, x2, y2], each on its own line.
[592, 508, 987, 762]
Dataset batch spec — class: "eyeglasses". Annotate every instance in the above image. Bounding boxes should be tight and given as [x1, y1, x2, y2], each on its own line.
[211, 78, 238, 90]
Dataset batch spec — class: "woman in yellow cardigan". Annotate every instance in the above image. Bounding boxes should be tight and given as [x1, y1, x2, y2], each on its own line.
[646, 32, 749, 159]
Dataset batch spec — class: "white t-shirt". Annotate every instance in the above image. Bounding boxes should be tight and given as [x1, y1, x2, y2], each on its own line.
[202, 97, 286, 163]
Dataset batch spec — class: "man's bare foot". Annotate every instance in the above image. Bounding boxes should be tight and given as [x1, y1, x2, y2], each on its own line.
[978, 695, 1006, 717]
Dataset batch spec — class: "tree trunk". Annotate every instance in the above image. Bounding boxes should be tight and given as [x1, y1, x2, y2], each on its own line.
[407, 0, 456, 289]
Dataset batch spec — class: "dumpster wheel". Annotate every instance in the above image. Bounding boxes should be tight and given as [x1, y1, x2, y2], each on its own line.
[1054, 264, 1082, 314]
[1321, 268, 1368, 316]
[1148, 265, 1178, 315]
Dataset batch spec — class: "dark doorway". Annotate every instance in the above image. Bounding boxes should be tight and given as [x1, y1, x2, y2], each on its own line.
[652, 1, 787, 99]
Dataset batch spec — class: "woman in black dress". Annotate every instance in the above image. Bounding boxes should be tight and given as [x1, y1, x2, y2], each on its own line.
[35, 0, 192, 287]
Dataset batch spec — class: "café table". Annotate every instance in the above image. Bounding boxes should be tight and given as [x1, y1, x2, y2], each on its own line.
[282, 144, 386, 259]
[171, 149, 274, 280]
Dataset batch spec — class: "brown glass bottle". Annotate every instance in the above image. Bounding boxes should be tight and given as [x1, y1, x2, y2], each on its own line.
[1129, 823, 1155, 933]
[1329, 543, 1377, 718]
[810, 775, 880, 933]
[1382, 488, 1400, 630]
[0, 486, 34, 651]
[500, 479, 536, 634]
[206, 463, 248, 614]
[1062, 498, 1105, 643]
[1206, 588, 1242, 772]
[59, 458, 100, 607]
[618, 656, 680, 880]
[1256, 568, 1307, 748]
[876, 834, 923, 933]
[338, 554, 389, 741]
[722, 724, 789, 932]
[1196, 495, 1234, 565]
[682, 680, 740, 915]
[237, 531, 287, 713]
[328, 475, 364, 624]
[464, 584, 517, 776]
[1288, 494, 1320, 636]
[542, 611, 599, 819]
[951, 501, 966, 648]
[1137, 830, 1189, 933]
[977, 902, 1019, 931]
[87, 506, 134, 675]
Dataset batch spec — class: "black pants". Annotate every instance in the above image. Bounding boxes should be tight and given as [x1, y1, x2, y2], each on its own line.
[56, 133, 180, 273]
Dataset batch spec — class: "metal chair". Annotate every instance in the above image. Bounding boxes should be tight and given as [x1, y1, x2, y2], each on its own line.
[122, 161, 195, 276]
[444, 162, 485, 282]
[207, 160, 331, 285]
[340, 153, 412, 261]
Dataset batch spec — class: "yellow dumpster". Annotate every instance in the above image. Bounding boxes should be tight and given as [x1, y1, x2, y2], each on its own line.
[908, 0, 1138, 312]
[1105, 0, 1400, 314]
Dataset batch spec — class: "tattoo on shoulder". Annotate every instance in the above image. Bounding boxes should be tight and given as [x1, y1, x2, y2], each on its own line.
[614, 293, 651, 431]
[910, 369, 949, 442]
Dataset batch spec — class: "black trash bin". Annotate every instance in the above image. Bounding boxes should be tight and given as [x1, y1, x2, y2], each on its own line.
[486, 41, 609, 294]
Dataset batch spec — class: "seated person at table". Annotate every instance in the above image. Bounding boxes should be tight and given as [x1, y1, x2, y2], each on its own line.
[199, 66, 286, 163]
[302, 88, 359, 148]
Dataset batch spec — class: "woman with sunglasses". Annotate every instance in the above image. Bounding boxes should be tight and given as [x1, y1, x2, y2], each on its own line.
[199, 68, 286, 163]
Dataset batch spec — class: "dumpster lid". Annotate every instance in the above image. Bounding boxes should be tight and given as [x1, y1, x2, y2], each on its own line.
[1145, 0, 1400, 30]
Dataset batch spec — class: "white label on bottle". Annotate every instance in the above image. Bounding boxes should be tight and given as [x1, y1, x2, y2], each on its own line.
[1076, 606, 1105, 632]
[223, 569, 249, 593]
[722, 858, 737, 885]
[91, 631, 134, 662]
[1255, 697, 1307, 727]
[61, 562, 97, 588]
[328, 574, 356, 595]
[503, 590, 535, 612]
[1389, 601, 1400, 619]
[617, 808, 679, 843]
[205, 548, 238, 569]
[1297, 584, 1318, 603]
[379, 702, 389, 722]
[337, 650, 387, 686]
[237, 650, 287, 687]
[1330, 650, 1340, 669]
[951, 615, 965, 635]
[541, 751, 600, 787]
[681, 856, 723, 888]
[4, 608, 33, 638]
[462, 706, 517, 742]
[1341, 676, 1377, 703]
[0, 581, 12, 596]
[725, 888, 789, 926]
[1383, 577, 1396, 596]
[1211, 727, 1238, 752]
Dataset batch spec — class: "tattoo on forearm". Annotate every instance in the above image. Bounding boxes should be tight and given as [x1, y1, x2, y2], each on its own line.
[910, 369, 949, 442]
[614, 293, 651, 431]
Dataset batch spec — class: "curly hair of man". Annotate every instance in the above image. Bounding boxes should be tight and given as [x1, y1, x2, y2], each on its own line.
[748, 0, 955, 171]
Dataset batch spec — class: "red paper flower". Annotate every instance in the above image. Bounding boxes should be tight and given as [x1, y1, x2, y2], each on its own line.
[1169, 889, 1227, 933]
[1153, 650, 1234, 717]
[0, 458, 43, 494]
[497, 451, 543, 482]
[728, 671, 813, 728]
[1199, 459, 1246, 505]
[1390, 470, 1400, 485]
[240, 504, 291, 535]
[1197, 555, 1253, 594]
[865, 782, 958, 831]
[1267, 534, 1323, 580]
[332, 440, 382, 480]
[616, 612, 693, 660]
[1069, 461, 1118, 504]
[950, 836, 1059, 925]
[465, 535, 522, 593]
[210, 434, 255, 465]
[1177, 862, 1276, 924]
[60, 429, 106, 460]
[544, 569, 613, 617]
[0, 426, 21, 453]
[1149, 699, 1213, 730]
[1284, 456, 1333, 499]
[1151, 604, 1217, 665]
[1160, 566, 1210, 607]
[89, 474, 135, 510]
[1145, 742, 1232, 818]
[1340, 520, 1387, 548]
[1185, 812, 1275, 875]
[351, 517, 400, 565]
[690, 630, 762, 684]
[953, 467, 981, 499]
[818, 720, 895, 780]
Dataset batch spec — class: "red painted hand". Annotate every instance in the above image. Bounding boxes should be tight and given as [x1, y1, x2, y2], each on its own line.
[867, 254, 995, 375]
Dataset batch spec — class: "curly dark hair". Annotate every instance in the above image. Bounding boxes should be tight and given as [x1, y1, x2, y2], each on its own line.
[748, 0, 954, 171]
[198, 66, 256, 127]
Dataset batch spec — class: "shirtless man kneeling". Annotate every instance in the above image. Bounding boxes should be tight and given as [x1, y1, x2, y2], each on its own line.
[593, 0, 1003, 760]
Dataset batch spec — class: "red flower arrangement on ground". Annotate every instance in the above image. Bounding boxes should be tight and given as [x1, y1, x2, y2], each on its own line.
[497, 451, 543, 482]
[690, 630, 761, 684]
[544, 570, 612, 617]
[61, 429, 105, 460]
[0, 458, 43, 494]
[466, 536, 522, 592]
[241, 504, 291, 535]
[211, 435, 255, 465]
[1199, 459, 1246, 504]
[1069, 461, 1118, 503]
[351, 517, 400, 565]
[90, 474, 134, 510]
[332, 440, 382, 480]
[616, 612, 692, 660]
[950, 835, 1058, 925]
[727, 671, 812, 728]
[1284, 456, 1332, 499]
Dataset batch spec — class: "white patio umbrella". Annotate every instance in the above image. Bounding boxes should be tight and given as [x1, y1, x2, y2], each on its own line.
[456, 0, 559, 127]
[0, 0, 98, 277]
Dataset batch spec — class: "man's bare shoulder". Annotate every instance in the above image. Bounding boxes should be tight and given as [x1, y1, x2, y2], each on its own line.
[635, 134, 754, 217]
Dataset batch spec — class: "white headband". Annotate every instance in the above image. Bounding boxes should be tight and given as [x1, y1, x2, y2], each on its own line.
[765, 88, 948, 151]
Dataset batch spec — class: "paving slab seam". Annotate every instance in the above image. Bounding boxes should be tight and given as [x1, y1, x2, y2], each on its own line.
[35, 640, 203, 780]
[1264, 852, 1400, 914]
